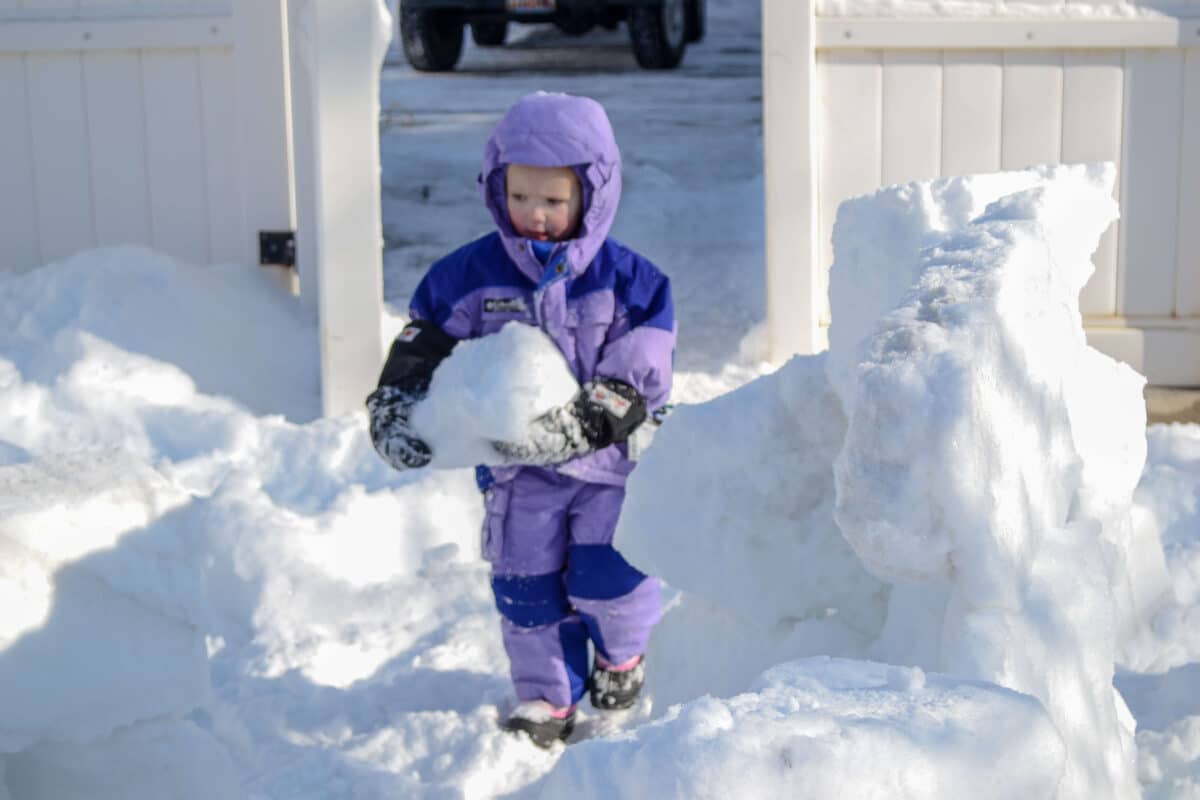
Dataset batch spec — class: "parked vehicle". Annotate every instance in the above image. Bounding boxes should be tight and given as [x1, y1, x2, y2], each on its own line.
[399, 0, 705, 72]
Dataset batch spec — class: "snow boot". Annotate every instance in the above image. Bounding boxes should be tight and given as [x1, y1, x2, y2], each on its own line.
[501, 701, 576, 748]
[589, 654, 645, 710]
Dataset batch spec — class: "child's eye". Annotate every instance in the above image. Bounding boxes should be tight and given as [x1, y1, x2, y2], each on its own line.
[510, 193, 526, 202]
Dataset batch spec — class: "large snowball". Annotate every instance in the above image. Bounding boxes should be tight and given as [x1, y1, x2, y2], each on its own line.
[409, 322, 579, 469]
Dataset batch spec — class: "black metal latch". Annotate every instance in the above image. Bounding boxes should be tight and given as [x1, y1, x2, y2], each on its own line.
[259, 231, 296, 268]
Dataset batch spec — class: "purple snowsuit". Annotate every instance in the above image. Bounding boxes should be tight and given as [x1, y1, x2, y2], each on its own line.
[398, 93, 675, 708]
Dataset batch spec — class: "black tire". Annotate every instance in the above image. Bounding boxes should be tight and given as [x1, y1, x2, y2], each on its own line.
[685, 0, 705, 43]
[628, 0, 687, 70]
[470, 18, 507, 46]
[400, 5, 464, 72]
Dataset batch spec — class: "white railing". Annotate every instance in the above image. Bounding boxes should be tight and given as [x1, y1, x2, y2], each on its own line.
[764, 0, 1200, 385]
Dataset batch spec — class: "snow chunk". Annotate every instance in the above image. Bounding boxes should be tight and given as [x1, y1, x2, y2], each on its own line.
[410, 322, 579, 468]
[536, 657, 1064, 800]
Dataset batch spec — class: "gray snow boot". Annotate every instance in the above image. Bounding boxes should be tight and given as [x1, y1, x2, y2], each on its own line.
[501, 701, 576, 748]
[589, 654, 645, 710]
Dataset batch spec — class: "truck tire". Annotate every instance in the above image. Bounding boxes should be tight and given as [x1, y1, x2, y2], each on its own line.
[401, 6, 464, 71]
[685, 0, 704, 43]
[470, 18, 508, 46]
[628, 0, 687, 70]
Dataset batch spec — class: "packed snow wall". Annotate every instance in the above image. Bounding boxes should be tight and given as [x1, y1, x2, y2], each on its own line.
[584, 163, 1171, 799]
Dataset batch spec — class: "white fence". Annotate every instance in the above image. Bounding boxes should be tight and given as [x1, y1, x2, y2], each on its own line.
[764, 1, 1200, 385]
[0, 0, 388, 416]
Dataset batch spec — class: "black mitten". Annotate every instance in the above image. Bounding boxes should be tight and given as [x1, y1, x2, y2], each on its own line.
[365, 320, 459, 471]
[366, 381, 432, 470]
[492, 378, 647, 466]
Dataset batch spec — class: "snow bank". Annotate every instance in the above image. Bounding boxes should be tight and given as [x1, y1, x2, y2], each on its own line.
[831, 163, 1158, 798]
[410, 322, 578, 468]
[611, 163, 1168, 799]
[534, 657, 1063, 800]
[0, 246, 489, 798]
[0, 246, 319, 422]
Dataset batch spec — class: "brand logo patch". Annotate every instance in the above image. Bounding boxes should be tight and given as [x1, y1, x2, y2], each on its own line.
[484, 297, 528, 314]
[588, 384, 632, 419]
[398, 325, 421, 342]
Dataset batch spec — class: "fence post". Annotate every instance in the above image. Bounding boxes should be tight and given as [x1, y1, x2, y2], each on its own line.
[762, 0, 819, 363]
[292, 0, 389, 417]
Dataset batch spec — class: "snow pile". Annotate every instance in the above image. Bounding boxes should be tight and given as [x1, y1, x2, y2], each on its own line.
[0, 452, 239, 798]
[831, 163, 1158, 798]
[535, 657, 1063, 800]
[410, 322, 579, 468]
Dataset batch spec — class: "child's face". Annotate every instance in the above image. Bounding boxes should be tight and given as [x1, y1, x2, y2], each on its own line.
[505, 164, 583, 242]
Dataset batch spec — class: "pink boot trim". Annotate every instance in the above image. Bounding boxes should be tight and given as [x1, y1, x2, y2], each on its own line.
[550, 703, 577, 720]
[595, 653, 642, 673]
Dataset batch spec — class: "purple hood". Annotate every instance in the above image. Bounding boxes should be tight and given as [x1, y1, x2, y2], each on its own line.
[479, 93, 622, 281]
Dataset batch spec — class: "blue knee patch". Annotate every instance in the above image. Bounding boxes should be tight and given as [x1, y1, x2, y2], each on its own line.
[565, 545, 647, 600]
[492, 572, 570, 627]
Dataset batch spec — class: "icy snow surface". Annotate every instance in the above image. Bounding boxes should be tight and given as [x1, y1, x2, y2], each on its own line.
[409, 322, 579, 468]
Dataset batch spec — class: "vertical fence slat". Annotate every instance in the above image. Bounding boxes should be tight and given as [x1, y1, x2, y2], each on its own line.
[1178, 49, 1200, 318]
[1001, 51, 1063, 171]
[233, 0, 294, 272]
[881, 50, 942, 187]
[1120, 50, 1183, 317]
[26, 52, 94, 264]
[0, 55, 40, 271]
[1062, 50, 1123, 317]
[142, 49, 210, 265]
[199, 48, 242, 265]
[84, 51, 151, 247]
[818, 49, 882, 324]
[942, 51, 1003, 176]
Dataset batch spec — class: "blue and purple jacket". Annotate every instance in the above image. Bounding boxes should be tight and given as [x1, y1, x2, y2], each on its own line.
[403, 92, 676, 486]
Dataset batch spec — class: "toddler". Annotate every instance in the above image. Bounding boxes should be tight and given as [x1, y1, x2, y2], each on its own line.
[367, 92, 674, 748]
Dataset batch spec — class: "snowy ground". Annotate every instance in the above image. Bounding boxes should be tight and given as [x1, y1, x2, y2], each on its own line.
[2, 2, 1200, 798]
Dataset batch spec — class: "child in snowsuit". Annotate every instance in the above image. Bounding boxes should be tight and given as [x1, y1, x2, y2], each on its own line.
[366, 92, 674, 748]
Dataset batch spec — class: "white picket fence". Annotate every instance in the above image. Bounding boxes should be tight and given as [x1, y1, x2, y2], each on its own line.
[764, 0, 1200, 385]
[0, 0, 388, 415]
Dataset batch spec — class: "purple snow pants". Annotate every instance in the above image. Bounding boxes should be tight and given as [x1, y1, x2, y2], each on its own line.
[482, 466, 660, 708]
